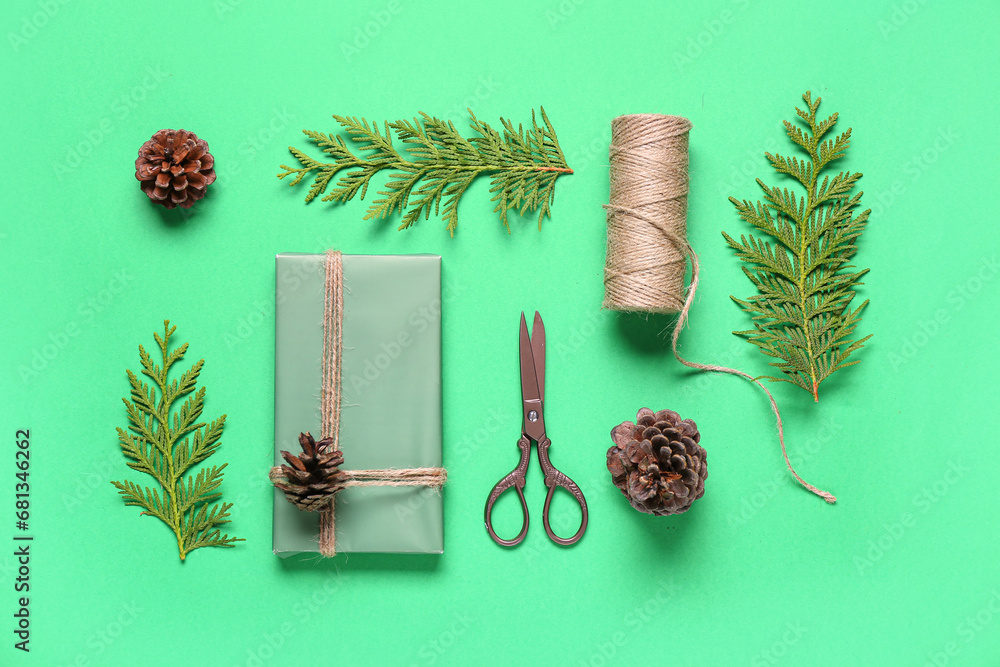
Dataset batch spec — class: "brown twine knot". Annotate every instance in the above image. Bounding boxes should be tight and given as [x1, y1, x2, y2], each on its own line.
[269, 459, 447, 537]
[601, 114, 835, 504]
[270, 251, 449, 556]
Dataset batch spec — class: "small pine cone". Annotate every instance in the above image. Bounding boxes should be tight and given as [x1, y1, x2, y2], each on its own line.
[135, 129, 216, 209]
[272, 432, 348, 512]
[606, 408, 707, 516]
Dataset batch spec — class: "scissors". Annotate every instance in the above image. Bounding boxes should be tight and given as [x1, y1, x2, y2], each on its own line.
[484, 311, 588, 547]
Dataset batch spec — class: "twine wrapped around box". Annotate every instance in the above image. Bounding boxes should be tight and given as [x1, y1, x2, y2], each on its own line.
[270, 251, 447, 556]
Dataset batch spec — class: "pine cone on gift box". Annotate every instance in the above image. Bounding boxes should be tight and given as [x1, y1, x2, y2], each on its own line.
[607, 408, 707, 515]
[135, 129, 216, 209]
[272, 432, 348, 512]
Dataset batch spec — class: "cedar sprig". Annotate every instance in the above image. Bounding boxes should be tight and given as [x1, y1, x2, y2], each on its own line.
[724, 92, 872, 401]
[278, 107, 572, 236]
[111, 321, 242, 560]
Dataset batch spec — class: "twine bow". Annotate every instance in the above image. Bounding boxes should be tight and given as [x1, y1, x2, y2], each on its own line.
[270, 250, 447, 556]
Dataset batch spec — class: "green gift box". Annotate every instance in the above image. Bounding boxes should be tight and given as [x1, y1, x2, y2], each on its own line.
[273, 253, 443, 555]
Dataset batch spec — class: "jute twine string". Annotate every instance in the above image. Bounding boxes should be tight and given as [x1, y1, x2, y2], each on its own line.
[271, 250, 448, 557]
[602, 115, 835, 504]
[604, 114, 691, 313]
[321, 249, 344, 451]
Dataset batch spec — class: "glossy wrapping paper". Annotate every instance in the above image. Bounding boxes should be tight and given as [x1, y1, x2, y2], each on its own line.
[273, 253, 443, 555]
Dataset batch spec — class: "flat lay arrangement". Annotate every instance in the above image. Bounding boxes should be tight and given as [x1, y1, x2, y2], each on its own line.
[114, 92, 865, 556]
[10, 4, 993, 662]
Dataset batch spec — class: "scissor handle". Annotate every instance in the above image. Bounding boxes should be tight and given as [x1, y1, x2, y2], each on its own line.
[538, 437, 588, 546]
[484, 436, 531, 547]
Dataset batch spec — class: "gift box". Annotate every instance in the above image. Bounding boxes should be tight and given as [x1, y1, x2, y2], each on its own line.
[273, 252, 443, 555]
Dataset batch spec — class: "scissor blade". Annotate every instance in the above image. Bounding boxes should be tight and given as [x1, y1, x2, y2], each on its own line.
[519, 312, 542, 405]
[531, 311, 545, 403]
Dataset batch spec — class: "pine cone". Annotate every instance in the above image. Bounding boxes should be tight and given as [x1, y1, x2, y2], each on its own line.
[135, 129, 216, 209]
[272, 432, 348, 512]
[607, 408, 707, 515]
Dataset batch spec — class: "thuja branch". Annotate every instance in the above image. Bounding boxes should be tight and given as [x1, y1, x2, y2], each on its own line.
[278, 107, 573, 236]
[111, 321, 243, 560]
[723, 92, 872, 401]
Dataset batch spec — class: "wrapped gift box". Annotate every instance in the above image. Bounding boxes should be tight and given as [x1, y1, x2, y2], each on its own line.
[273, 253, 443, 555]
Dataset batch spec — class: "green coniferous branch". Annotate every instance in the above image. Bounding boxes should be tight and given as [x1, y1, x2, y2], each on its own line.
[111, 321, 243, 560]
[277, 107, 572, 236]
[723, 92, 872, 402]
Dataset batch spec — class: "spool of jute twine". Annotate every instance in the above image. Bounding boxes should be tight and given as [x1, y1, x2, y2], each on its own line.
[603, 114, 835, 503]
[604, 114, 692, 313]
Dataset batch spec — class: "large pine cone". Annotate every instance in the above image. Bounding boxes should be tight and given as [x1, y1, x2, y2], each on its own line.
[271, 432, 348, 512]
[607, 408, 707, 515]
[135, 129, 216, 209]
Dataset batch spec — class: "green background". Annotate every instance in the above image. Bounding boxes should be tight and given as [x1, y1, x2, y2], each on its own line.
[2, 0, 998, 664]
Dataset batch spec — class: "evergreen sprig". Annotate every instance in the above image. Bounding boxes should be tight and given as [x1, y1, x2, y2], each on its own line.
[278, 107, 572, 236]
[111, 321, 242, 560]
[723, 92, 872, 401]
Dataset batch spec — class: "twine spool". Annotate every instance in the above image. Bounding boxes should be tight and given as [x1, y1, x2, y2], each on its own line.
[601, 114, 836, 504]
[604, 114, 693, 313]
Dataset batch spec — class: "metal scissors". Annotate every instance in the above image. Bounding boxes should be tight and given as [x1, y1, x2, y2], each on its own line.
[484, 311, 588, 547]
